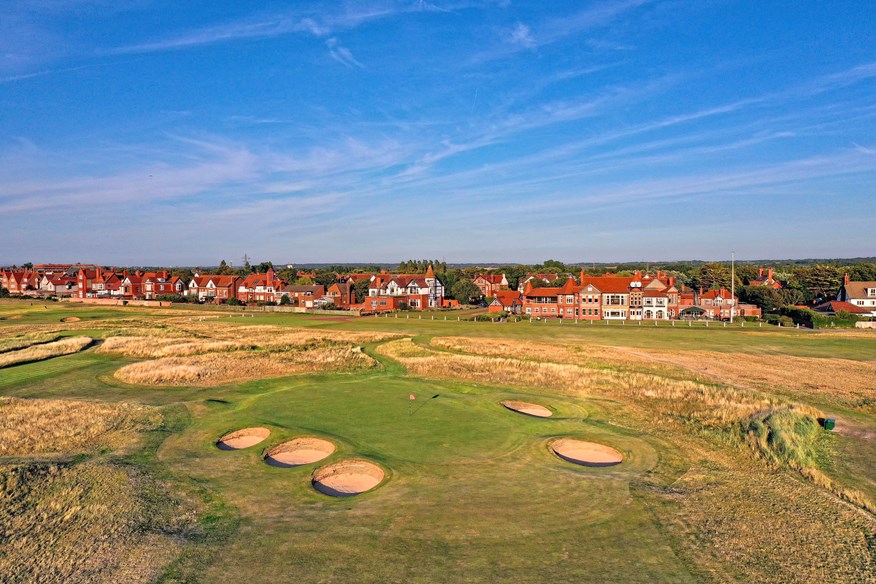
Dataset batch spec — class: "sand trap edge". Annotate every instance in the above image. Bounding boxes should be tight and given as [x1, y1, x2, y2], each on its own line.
[264, 437, 336, 467]
[311, 459, 385, 497]
[501, 400, 553, 418]
[216, 426, 271, 450]
[550, 438, 623, 467]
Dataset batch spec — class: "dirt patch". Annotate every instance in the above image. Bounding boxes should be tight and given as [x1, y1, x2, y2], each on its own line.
[264, 437, 335, 467]
[501, 400, 552, 418]
[217, 427, 270, 450]
[312, 460, 384, 497]
[60, 316, 81, 323]
[551, 438, 623, 467]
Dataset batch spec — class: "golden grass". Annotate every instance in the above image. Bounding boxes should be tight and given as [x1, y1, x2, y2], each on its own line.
[0, 332, 62, 354]
[114, 345, 375, 386]
[0, 397, 162, 457]
[634, 349, 876, 411]
[0, 336, 92, 368]
[169, 322, 402, 346]
[0, 461, 194, 583]
[97, 335, 248, 358]
[647, 457, 876, 581]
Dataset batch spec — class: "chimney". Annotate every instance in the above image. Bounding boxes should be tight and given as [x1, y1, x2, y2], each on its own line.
[768, 267, 773, 281]
[758, 267, 764, 278]
[844, 273, 851, 286]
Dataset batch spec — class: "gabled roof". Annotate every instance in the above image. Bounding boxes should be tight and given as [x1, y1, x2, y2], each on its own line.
[814, 300, 870, 314]
[524, 286, 562, 298]
[492, 290, 522, 307]
[475, 274, 506, 284]
[699, 288, 734, 300]
[842, 280, 876, 299]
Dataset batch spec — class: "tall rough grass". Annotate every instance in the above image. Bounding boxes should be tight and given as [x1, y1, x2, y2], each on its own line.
[97, 335, 248, 358]
[114, 345, 375, 386]
[0, 336, 92, 368]
[0, 332, 62, 354]
[0, 397, 162, 457]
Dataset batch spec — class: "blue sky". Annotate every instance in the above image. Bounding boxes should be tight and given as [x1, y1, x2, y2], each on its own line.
[1, 1, 874, 266]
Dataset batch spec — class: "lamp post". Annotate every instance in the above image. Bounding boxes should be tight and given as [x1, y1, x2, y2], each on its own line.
[730, 251, 735, 324]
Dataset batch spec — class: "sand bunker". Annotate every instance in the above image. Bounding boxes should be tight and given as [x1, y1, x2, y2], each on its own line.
[312, 460, 384, 497]
[264, 437, 335, 467]
[216, 427, 270, 450]
[551, 438, 623, 467]
[501, 400, 553, 418]
[60, 317, 81, 322]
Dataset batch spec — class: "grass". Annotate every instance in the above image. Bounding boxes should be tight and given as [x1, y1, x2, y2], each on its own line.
[1, 302, 875, 582]
[0, 336, 92, 368]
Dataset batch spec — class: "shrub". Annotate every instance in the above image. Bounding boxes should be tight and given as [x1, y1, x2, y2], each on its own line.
[227, 297, 242, 306]
[278, 295, 291, 305]
[156, 294, 187, 303]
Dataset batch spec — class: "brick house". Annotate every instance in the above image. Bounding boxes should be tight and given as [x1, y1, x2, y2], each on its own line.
[473, 273, 509, 297]
[280, 284, 325, 307]
[142, 272, 185, 299]
[326, 281, 354, 308]
[488, 289, 523, 313]
[751, 267, 782, 289]
[187, 274, 241, 302]
[365, 265, 444, 312]
[238, 269, 286, 303]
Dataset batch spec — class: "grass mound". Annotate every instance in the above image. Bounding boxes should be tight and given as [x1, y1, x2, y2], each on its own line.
[0, 336, 92, 368]
[98, 336, 247, 358]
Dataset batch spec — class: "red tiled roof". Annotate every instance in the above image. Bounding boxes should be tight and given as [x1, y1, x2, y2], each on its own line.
[814, 300, 870, 314]
[492, 290, 522, 307]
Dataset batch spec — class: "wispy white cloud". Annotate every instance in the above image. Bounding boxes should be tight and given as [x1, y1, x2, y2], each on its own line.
[508, 22, 535, 49]
[326, 38, 364, 68]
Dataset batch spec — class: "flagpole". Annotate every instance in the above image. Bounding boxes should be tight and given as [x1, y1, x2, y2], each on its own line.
[730, 250, 735, 324]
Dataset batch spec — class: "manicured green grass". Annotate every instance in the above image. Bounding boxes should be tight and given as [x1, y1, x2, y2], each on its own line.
[2, 301, 875, 582]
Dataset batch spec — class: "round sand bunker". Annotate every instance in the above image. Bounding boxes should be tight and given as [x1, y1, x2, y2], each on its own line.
[501, 400, 552, 418]
[551, 438, 623, 467]
[264, 437, 335, 467]
[216, 427, 270, 450]
[312, 460, 384, 497]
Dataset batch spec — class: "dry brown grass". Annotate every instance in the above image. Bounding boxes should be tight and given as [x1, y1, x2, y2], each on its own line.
[0, 397, 162, 457]
[169, 322, 402, 346]
[632, 349, 876, 411]
[0, 336, 92, 368]
[0, 332, 62, 354]
[431, 336, 686, 376]
[97, 335, 248, 358]
[114, 344, 375, 386]
[648, 459, 876, 581]
[0, 461, 194, 583]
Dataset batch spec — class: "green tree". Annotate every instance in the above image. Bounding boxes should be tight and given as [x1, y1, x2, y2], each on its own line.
[217, 260, 235, 275]
[278, 295, 291, 305]
[450, 278, 480, 303]
[793, 264, 843, 300]
[313, 269, 336, 287]
[353, 279, 371, 303]
[256, 261, 274, 273]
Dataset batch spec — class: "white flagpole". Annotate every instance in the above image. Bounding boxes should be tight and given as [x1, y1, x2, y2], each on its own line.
[730, 251, 735, 324]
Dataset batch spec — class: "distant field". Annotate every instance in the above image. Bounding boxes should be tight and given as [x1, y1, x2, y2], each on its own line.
[0, 299, 874, 582]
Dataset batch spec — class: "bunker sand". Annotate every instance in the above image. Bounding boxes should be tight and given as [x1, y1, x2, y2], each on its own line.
[501, 400, 553, 418]
[217, 427, 270, 450]
[264, 437, 335, 467]
[312, 460, 384, 497]
[551, 438, 623, 467]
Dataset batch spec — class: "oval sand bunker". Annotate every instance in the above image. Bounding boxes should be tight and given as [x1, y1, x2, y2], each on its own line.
[264, 437, 335, 467]
[551, 438, 623, 467]
[501, 400, 553, 418]
[312, 460, 384, 497]
[61, 316, 81, 322]
[216, 427, 270, 450]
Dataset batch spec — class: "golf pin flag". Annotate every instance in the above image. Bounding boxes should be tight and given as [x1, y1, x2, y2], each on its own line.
[409, 394, 416, 401]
